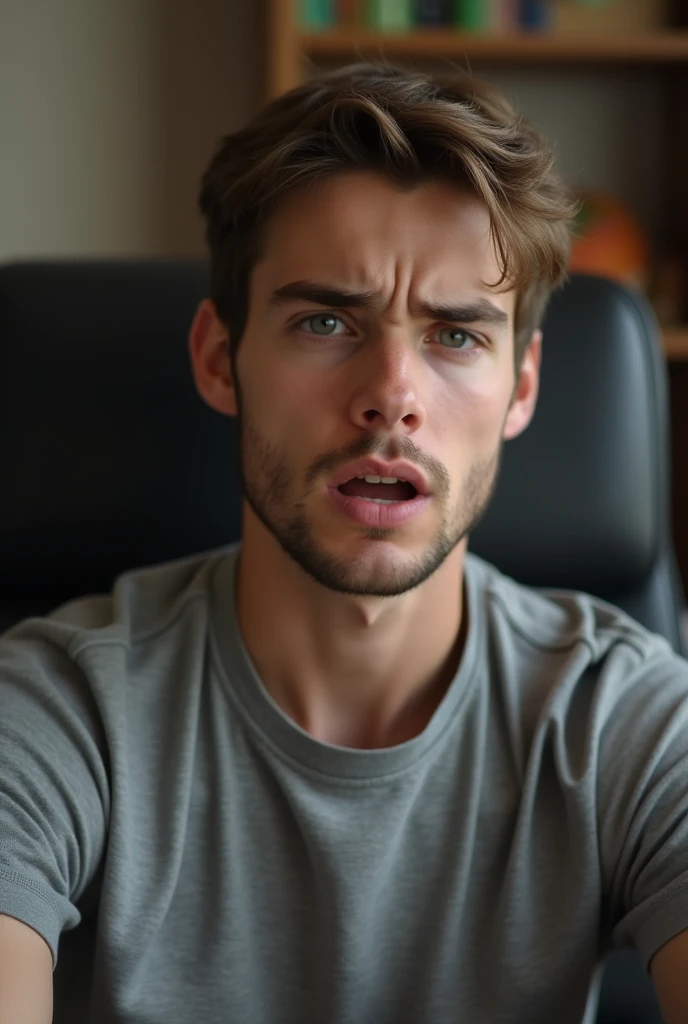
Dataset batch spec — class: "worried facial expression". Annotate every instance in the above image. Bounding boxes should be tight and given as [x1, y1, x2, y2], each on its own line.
[199, 171, 540, 596]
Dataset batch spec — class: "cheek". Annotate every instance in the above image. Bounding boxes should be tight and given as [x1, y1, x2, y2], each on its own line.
[242, 361, 335, 443]
[436, 375, 509, 451]
[238, 356, 289, 417]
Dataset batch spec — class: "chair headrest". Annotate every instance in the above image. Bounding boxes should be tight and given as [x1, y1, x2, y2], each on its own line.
[470, 273, 669, 593]
[0, 263, 670, 603]
[0, 260, 239, 601]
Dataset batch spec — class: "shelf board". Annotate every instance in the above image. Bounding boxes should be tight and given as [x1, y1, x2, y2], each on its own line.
[301, 29, 688, 64]
[663, 327, 688, 360]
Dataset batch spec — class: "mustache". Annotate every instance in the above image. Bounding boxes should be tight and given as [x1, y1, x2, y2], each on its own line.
[304, 435, 451, 499]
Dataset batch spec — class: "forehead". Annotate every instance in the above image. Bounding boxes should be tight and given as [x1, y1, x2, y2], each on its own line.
[255, 171, 512, 313]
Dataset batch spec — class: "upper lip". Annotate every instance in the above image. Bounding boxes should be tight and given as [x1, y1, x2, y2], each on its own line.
[328, 459, 431, 496]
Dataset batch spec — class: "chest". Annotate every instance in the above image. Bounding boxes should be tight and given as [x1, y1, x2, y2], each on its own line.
[62, 718, 602, 1024]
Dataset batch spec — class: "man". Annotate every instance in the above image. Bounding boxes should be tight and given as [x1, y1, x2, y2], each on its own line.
[1, 62, 688, 1023]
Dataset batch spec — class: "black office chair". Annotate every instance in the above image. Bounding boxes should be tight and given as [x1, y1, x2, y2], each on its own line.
[0, 260, 682, 1023]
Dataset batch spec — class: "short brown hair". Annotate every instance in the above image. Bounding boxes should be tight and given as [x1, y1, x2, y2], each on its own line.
[199, 61, 576, 370]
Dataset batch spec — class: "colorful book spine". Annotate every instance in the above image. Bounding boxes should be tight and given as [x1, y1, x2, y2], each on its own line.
[366, 0, 413, 29]
[300, 0, 336, 28]
[454, 0, 492, 30]
[517, 0, 552, 30]
[492, 0, 518, 30]
[415, 0, 453, 25]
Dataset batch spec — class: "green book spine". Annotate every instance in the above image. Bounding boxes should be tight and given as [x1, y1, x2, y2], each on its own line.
[454, 0, 491, 29]
[300, 0, 335, 28]
[366, 0, 413, 29]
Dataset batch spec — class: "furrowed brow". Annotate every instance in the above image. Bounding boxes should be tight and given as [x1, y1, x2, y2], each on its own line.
[269, 281, 509, 328]
[269, 281, 382, 311]
[415, 298, 510, 327]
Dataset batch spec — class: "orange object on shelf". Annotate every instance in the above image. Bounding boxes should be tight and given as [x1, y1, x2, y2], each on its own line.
[568, 191, 650, 290]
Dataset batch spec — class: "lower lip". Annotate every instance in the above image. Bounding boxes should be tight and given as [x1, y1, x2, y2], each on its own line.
[327, 487, 431, 528]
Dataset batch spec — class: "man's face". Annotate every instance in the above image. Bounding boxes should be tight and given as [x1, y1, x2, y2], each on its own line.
[215, 172, 539, 596]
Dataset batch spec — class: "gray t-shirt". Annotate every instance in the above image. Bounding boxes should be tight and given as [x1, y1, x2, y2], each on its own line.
[2, 544, 688, 1023]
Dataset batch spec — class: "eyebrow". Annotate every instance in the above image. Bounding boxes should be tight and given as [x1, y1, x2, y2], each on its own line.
[269, 280, 510, 328]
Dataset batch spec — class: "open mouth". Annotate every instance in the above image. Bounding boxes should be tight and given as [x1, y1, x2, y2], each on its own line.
[337, 475, 418, 504]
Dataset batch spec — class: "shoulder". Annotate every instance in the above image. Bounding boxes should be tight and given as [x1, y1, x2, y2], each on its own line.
[464, 551, 688, 751]
[3, 543, 238, 659]
[0, 543, 240, 723]
[465, 549, 675, 666]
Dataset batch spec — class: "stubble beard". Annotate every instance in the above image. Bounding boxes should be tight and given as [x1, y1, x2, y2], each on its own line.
[234, 398, 503, 597]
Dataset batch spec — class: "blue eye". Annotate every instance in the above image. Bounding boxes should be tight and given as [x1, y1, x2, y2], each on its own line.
[301, 314, 345, 336]
[437, 327, 478, 350]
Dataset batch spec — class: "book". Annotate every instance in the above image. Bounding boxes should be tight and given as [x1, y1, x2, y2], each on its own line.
[492, 0, 518, 30]
[366, 0, 413, 29]
[300, 0, 336, 28]
[517, 0, 552, 30]
[454, 0, 492, 30]
[415, 0, 453, 25]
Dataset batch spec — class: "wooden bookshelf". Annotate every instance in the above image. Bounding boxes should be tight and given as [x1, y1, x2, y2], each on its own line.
[300, 28, 688, 66]
[662, 327, 688, 361]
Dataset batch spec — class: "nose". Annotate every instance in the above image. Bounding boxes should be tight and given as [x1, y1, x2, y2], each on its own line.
[347, 330, 427, 435]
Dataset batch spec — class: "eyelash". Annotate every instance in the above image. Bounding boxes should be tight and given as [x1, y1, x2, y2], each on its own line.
[293, 313, 484, 354]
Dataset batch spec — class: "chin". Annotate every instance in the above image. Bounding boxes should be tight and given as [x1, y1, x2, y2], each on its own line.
[290, 529, 458, 598]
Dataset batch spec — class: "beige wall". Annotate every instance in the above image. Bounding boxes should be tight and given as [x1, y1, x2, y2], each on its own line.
[0, 1, 665, 260]
[0, 0, 262, 260]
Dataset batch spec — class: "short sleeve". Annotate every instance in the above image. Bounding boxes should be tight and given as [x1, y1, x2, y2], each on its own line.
[596, 636, 688, 968]
[0, 618, 110, 967]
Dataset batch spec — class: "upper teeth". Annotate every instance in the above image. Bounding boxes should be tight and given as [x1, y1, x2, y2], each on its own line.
[357, 475, 406, 484]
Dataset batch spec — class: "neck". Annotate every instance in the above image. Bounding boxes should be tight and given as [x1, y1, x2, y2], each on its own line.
[234, 515, 468, 750]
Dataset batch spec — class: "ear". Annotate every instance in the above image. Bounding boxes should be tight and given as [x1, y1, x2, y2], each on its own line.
[188, 298, 238, 417]
[502, 329, 542, 442]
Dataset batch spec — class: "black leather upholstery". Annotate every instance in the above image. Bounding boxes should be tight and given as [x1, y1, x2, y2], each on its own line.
[470, 273, 684, 653]
[0, 260, 237, 627]
[0, 260, 682, 1023]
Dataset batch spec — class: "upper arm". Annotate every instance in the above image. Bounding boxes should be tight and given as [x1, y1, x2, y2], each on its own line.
[0, 626, 110, 975]
[595, 647, 688, 957]
[0, 914, 53, 1023]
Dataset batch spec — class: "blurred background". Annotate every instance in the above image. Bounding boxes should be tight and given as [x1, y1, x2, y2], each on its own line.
[3, 0, 688, 593]
[0, 0, 264, 260]
[0, 0, 683, 284]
